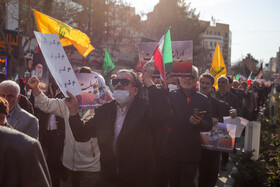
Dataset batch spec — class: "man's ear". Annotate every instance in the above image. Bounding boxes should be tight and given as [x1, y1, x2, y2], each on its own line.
[133, 87, 138, 96]
[17, 94, 21, 102]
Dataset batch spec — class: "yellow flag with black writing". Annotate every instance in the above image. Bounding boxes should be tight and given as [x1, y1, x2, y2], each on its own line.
[210, 43, 227, 89]
[33, 9, 94, 57]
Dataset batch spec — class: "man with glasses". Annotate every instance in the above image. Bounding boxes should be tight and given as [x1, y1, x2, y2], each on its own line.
[65, 64, 172, 186]
[161, 66, 212, 187]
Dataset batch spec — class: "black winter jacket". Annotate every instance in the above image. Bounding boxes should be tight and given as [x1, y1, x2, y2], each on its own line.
[161, 89, 212, 162]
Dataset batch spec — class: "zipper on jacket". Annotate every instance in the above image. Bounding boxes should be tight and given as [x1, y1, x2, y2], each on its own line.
[72, 141, 76, 170]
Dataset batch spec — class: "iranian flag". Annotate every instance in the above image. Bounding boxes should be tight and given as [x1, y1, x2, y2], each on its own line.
[234, 73, 240, 81]
[151, 27, 172, 86]
[247, 72, 255, 85]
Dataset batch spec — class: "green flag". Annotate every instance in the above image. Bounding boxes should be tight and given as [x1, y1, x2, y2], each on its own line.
[234, 73, 240, 81]
[103, 48, 115, 76]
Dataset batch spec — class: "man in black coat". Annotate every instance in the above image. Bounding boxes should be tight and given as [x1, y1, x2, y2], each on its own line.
[161, 67, 212, 187]
[0, 126, 51, 187]
[66, 63, 172, 186]
[216, 76, 238, 169]
[198, 73, 229, 187]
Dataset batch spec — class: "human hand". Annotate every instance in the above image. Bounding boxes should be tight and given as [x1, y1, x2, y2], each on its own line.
[142, 61, 155, 87]
[229, 109, 237, 118]
[212, 117, 218, 126]
[189, 115, 202, 125]
[28, 76, 40, 96]
[65, 90, 79, 116]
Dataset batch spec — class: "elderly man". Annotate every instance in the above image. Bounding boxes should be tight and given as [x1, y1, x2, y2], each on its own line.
[65, 64, 172, 186]
[0, 80, 38, 139]
[161, 66, 212, 187]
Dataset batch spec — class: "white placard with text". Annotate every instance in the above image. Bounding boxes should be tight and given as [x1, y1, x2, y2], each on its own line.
[34, 31, 82, 97]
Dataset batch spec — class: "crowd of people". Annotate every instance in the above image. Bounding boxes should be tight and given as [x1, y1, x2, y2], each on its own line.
[0, 61, 273, 187]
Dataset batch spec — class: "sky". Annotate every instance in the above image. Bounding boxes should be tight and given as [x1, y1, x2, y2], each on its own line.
[124, 0, 280, 65]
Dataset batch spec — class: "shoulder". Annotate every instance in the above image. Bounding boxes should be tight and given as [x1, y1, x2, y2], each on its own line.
[218, 99, 230, 109]
[17, 106, 38, 121]
[210, 96, 220, 105]
[193, 91, 209, 102]
[0, 127, 37, 151]
[95, 100, 116, 113]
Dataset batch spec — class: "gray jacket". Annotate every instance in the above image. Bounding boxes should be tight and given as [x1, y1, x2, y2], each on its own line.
[8, 104, 39, 139]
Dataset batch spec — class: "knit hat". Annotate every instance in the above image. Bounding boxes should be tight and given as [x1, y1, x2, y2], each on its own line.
[0, 97, 9, 116]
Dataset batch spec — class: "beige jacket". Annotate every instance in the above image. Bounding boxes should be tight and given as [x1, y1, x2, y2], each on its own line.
[35, 92, 100, 172]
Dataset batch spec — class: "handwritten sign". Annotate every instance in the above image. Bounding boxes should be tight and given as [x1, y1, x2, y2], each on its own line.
[34, 31, 82, 97]
[200, 123, 237, 153]
[136, 41, 193, 76]
[75, 72, 113, 110]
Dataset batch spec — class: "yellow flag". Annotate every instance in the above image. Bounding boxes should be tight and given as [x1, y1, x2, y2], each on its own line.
[210, 43, 227, 89]
[33, 9, 94, 57]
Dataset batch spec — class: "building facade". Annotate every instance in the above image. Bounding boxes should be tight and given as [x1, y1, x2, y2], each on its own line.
[200, 20, 232, 72]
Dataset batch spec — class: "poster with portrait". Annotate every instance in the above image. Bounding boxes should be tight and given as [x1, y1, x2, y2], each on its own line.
[30, 53, 50, 94]
[136, 41, 193, 77]
[200, 123, 236, 153]
[75, 72, 113, 110]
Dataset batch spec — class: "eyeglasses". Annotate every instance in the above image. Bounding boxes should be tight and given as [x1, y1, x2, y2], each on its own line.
[112, 79, 132, 86]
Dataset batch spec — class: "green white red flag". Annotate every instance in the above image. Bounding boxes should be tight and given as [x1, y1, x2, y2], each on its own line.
[247, 72, 255, 85]
[234, 73, 240, 81]
[151, 27, 172, 86]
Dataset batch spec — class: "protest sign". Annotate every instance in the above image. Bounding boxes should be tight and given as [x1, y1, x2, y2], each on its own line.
[136, 41, 193, 77]
[34, 31, 82, 97]
[75, 72, 113, 110]
[201, 123, 236, 153]
[224, 116, 249, 138]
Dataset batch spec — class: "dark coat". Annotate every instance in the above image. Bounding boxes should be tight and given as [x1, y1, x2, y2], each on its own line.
[161, 89, 212, 163]
[0, 126, 51, 187]
[18, 94, 34, 115]
[209, 96, 221, 121]
[69, 86, 172, 183]
[216, 91, 240, 115]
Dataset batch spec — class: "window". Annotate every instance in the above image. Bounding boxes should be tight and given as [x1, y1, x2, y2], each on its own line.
[218, 32, 220, 35]
[210, 41, 212, 46]
[225, 32, 228, 37]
